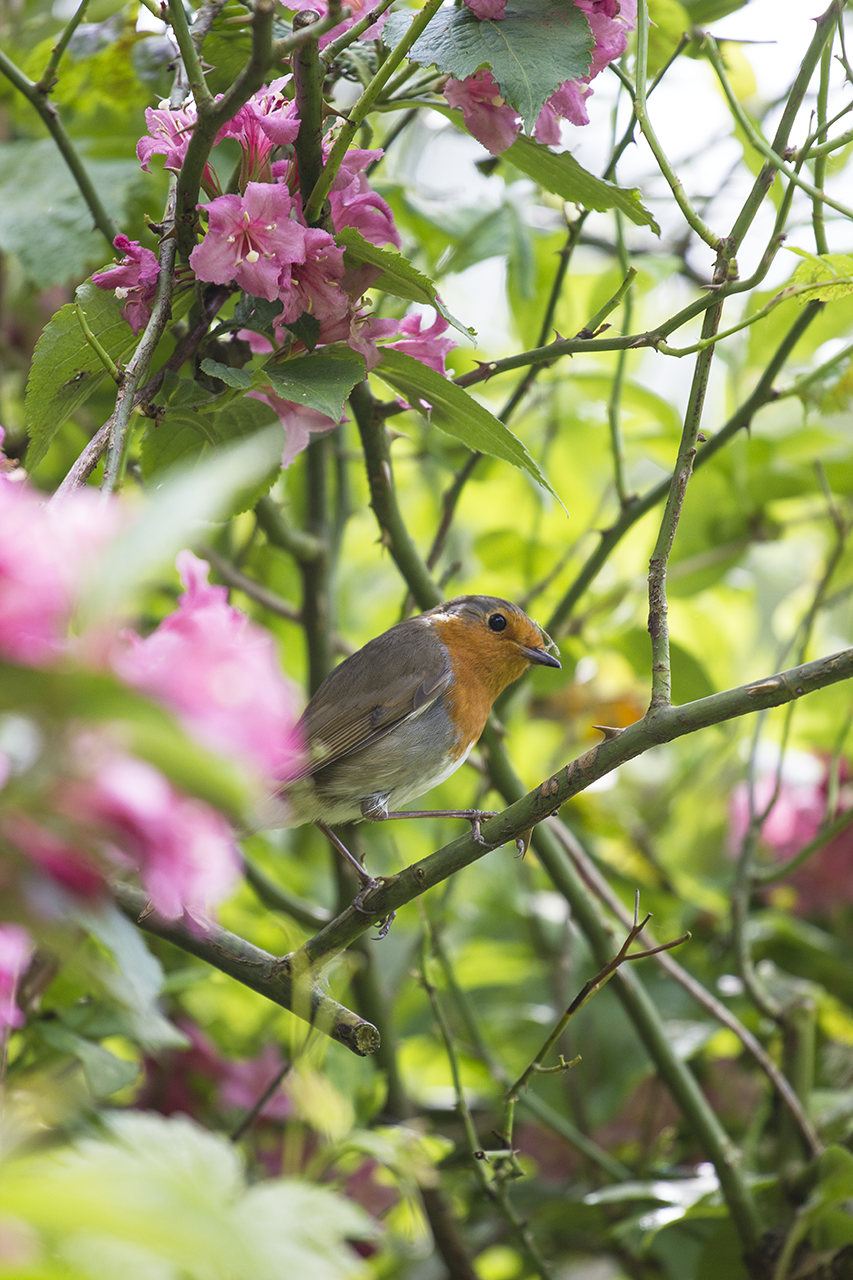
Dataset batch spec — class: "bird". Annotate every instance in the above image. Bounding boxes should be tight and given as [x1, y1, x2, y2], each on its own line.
[280, 595, 561, 913]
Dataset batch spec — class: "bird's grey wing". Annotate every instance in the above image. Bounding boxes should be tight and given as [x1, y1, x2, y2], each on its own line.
[291, 631, 452, 780]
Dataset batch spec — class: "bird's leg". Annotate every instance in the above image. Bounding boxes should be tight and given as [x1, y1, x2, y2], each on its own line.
[314, 822, 395, 932]
[364, 803, 499, 846]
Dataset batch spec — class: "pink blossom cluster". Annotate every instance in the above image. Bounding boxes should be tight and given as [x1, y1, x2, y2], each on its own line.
[729, 755, 853, 916]
[447, 0, 638, 155]
[108, 83, 458, 463]
[0, 443, 303, 993]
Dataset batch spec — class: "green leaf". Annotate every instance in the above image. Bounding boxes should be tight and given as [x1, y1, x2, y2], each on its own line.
[0, 139, 141, 287]
[335, 227, 475, 339]
[37, 1022, 140, 1097]
[505, 133, 660, 232]
[410, 1, 593, 131]
[71, 902, 186, 1050]
[787, 251, 853, 304]
[815, 1145, 853, 1208]
[262, 346, 367, 420]
[0, 1112, 374, 1279]
[24, 281, 139, 469]
[200, 359, 253, 390]
[372, 349, 564, 505]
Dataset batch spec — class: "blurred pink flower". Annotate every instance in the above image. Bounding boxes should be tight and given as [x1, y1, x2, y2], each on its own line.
[729, 757, 853, 915]
[218, 1041, 291, 1119]
[384, 310, 456, 377]
[190, 183, 307, 302]
[444, 69, 521, 156]
[114, 551, 303, 784]
[0, 463, 122, 666]
[3, 813, 108, 898]
[464, 0, 506, 14]
[0, 923, 33, 1031]
[75, 754, 241, 922]
[93, 234, 160, 334]
[248, 391, 340, 468]
[137, 103, 197, 172]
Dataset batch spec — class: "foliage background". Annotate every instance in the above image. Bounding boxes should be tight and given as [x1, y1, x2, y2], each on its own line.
[2, 0, 853, 1278]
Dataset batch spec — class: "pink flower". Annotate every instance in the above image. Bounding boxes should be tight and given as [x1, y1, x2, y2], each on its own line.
[218, 78, 300, 185]
[248, 391, 340, 468]
[114, 551, 303, 783]
[301, 0, 389, 48]
[137, 103, 198, 173]
[0, 924, 33, 1031]
[383, 310, 457, 377]
[327, 148, 401, 249]
[190, 183, 307, 303]
[3, 813, 108, 898]
[535, 81, 593, 135]
[78, 754, 241, 922]
[278, 228, 349, 326]
[93, 234, 160, 335]
[444, 70, 521, 156]
[331, 189, 401, 249]
[464, 0, 506, 14]
[0, 469, 122, 666]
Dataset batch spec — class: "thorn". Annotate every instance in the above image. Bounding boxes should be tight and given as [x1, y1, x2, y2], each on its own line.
[592, 724, 622, 740]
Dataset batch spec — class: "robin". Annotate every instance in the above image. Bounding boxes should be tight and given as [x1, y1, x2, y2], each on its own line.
[281, 595, 561, 908]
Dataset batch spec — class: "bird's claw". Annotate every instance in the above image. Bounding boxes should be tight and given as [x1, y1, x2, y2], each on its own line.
[352, 877, 382, 914]
[351, 877, 397, 939]
[467, 809, 498, 845]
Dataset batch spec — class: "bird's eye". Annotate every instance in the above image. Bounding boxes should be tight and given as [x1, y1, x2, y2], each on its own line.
[488, 613, 507, 632]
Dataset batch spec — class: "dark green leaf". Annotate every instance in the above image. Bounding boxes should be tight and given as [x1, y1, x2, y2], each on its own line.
[199, 359, 253, 390]
[505, 134, 660, 231]
[233, 292, 284, 332]
[25, 281, 138, 470]
[262, 346, 367, 421]
[410, 1, 593, 131]
[372, 349, 563, 504]
[0, 140, 142, 287]
[336, 227, 474, 339]
[281, 311, 322, 351]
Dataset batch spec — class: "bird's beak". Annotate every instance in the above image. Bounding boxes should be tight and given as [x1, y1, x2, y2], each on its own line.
[519, 644, 561, 669]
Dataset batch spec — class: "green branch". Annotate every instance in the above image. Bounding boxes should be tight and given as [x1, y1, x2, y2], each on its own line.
[0, 47, 116, 248]
[321, 0, 397, 66]
[303, 0, 445, 223]
[633, 0, 721, 251]
[34, 0, 90, 94]
[348, 381, 441, 611]
[114, 882, 379, 1055]
[545, 303, 820, 637]
[102, 181, 180, 494]
[704, 32, 853, 226]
